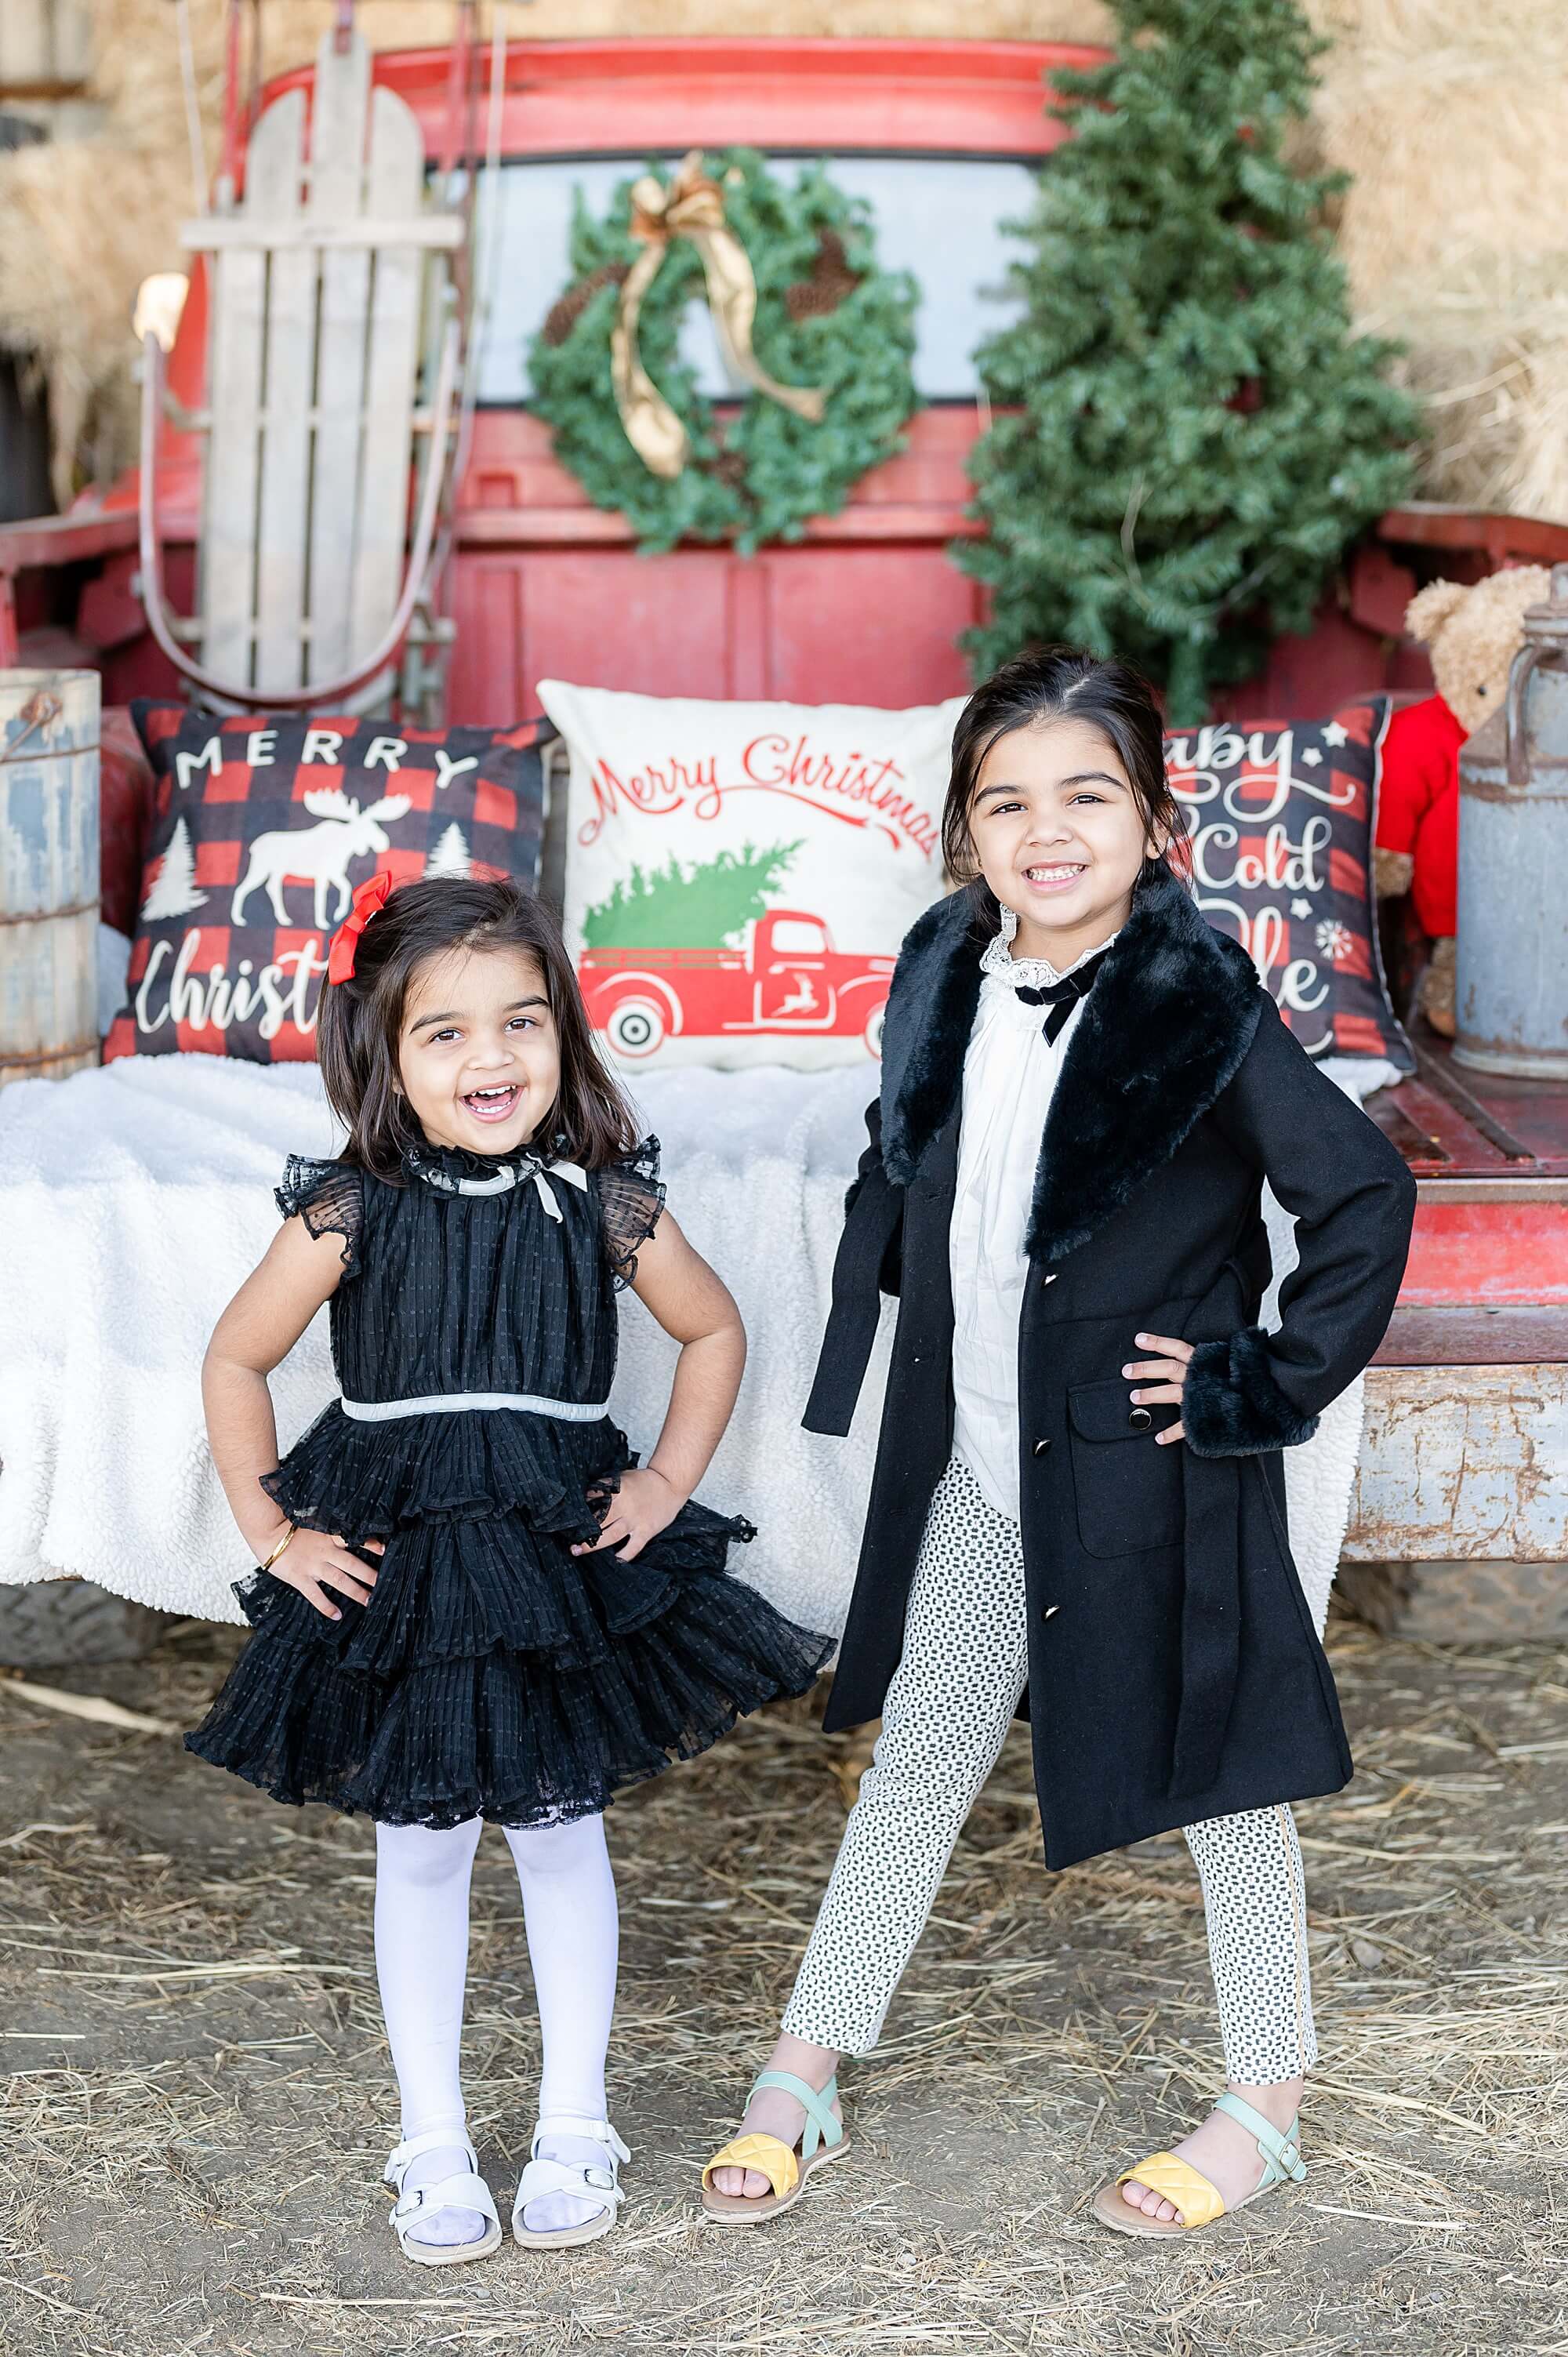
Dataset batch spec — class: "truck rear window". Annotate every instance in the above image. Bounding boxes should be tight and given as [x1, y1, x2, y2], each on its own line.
[466, 153, 1038, 407]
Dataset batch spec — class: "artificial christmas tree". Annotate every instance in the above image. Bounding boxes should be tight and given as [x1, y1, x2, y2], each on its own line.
[959, 0, 1421, 721]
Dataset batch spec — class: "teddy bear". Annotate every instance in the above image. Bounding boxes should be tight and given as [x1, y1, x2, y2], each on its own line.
[1375, 565, 1552, 1037]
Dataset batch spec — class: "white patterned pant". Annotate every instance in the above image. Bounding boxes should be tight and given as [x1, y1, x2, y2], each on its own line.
[783, 1458, 1317, 2086]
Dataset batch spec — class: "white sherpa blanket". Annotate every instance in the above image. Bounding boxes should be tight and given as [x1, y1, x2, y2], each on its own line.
[0, 1054, 1365, 1642]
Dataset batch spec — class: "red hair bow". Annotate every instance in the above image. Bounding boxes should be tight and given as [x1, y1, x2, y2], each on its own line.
[327, 870, 394, 984]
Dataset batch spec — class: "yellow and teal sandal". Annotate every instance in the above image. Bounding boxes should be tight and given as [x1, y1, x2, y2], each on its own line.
[700, 2069, 849, 2224]
[1091, 2091, 1306, 2239]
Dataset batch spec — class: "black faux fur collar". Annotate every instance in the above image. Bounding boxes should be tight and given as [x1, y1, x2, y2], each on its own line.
[879, 868, 1265, 1265]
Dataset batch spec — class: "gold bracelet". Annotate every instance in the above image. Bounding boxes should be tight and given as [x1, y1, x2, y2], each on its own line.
[260, 1524, 297, 1573]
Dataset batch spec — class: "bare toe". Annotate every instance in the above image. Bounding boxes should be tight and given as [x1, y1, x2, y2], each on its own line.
[1120, 2177, 1149, 2209]
[742, 2169, 771, 2199]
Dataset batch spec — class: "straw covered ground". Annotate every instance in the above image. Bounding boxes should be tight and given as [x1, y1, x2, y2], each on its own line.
[2, 1611, 1565, 2355]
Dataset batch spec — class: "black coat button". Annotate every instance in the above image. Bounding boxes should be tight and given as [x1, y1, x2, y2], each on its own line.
[1042, 1603, 1061, 1621]
[1032, 1436, 1051, 1457]
[1128, 1404, 1153, 1431]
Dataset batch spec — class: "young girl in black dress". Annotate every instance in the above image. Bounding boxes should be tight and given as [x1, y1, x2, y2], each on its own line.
[189, 873, 831, 2266]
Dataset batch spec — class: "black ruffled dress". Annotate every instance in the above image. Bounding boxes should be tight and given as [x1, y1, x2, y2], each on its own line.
[187, 1136, 833, 1829]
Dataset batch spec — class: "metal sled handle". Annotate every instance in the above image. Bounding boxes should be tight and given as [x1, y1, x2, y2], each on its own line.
[136, 318, 459, 712]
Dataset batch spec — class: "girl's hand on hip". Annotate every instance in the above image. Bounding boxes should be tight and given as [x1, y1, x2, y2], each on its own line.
[1123, 1332, 1194, 1446]
[268, 1527, 383, 1619]
[573, 1468, 684, 1562]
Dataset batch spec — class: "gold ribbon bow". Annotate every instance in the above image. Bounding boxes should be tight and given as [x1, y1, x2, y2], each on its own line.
[611, 152, 827, 481]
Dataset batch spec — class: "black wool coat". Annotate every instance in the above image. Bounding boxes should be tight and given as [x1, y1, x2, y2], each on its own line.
[804, 869, 1417, 1870]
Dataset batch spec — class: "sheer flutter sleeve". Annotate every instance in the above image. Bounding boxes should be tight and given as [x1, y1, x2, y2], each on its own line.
[274, 1155, 365, 1280]
[595, 1138, 666, 1288]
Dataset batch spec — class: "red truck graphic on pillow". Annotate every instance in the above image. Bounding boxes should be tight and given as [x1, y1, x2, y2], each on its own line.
[575, 843, 897, 1059]
[579, 907, 894, 1059]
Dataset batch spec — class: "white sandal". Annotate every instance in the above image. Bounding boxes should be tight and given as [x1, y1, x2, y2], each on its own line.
[511, 2112, 630, 2250]
[384, 2127, 503, 2267]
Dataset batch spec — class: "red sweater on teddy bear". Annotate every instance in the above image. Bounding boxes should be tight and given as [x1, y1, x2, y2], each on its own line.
[1375, 694, 1464, 940]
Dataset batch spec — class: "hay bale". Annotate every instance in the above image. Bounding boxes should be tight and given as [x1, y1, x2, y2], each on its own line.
[0, 135, 187, 503]
[0, 0, 223, 502]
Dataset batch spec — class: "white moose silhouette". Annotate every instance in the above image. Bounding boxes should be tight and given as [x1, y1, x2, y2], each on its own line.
[231, 790, 412, 928]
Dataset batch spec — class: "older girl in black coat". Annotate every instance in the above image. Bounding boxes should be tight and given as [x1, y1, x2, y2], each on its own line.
[702, 647, 1416, 2239]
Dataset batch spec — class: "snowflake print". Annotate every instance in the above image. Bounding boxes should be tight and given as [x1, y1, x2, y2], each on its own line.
[1316, 918, 1356, 963]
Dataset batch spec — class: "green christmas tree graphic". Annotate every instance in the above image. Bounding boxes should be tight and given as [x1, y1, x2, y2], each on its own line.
[582, 841, 804, 950]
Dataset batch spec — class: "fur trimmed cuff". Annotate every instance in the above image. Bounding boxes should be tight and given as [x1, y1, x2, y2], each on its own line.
[1182, 1326, 1320, 1458]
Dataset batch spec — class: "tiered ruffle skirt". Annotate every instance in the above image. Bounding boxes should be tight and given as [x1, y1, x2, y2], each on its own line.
[186, 1404, 833, 1828]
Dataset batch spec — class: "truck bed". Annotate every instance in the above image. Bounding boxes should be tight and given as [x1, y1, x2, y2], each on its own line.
[1367, 1024, 1568, 1332]
[1346, 1023, 1567, 1593]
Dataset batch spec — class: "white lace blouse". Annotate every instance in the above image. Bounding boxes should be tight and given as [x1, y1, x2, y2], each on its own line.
[949, 910, 1120, 1522]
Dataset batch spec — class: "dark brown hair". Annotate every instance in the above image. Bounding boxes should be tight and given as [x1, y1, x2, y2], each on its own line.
[315, 876, 639, 1181]
[942, 644, 1185, 892]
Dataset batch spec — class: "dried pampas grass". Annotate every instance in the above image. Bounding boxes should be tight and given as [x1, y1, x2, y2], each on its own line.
[0, 0, 226, 504]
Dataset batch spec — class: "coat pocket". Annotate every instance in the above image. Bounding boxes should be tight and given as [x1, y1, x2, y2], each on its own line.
[1066, 1376, 1184, 1560]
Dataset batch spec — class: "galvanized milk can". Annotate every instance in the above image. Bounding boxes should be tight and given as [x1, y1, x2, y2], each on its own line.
[1454, 564, 1568, 1079]
[0, 670, 101, 1086]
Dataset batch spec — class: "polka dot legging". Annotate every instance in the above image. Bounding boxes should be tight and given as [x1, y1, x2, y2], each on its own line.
[783, 1457, 1316, 2086]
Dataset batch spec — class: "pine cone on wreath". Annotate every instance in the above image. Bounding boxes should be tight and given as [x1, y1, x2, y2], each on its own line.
[784, 230, 862, 321]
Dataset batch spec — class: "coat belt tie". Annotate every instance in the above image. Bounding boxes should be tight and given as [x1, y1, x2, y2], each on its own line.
[1169, 1444, 1244, 1798]
[803, 1161, 1247, 1800]
[801, 1172, 903, 1436]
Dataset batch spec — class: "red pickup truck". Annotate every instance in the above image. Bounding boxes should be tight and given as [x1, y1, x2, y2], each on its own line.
[579, 909, 895, 1059]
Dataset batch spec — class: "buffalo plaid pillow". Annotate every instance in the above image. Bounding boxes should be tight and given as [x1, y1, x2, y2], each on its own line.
[106, 707, 553, 1063]
[1164, 696, 1411, 1074]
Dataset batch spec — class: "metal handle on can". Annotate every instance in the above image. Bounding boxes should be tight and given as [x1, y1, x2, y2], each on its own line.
[1504, 640, 1542, 788]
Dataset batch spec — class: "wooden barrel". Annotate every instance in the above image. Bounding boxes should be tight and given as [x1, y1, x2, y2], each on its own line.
[0, 669, 101, 1086]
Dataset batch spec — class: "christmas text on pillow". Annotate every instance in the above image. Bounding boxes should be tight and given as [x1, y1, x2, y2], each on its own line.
[1164, 699, 1410, 1073]
[539, 682, 960, 1071]
[109, 710, 550, 1063]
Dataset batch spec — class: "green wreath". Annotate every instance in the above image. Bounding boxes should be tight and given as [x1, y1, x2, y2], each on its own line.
[528, 148, 920, 556]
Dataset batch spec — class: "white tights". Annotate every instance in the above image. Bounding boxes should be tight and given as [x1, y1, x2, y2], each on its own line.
[374, 1812, 619, 2243]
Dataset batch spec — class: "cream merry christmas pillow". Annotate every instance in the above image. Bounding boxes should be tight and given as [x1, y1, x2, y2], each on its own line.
[539, 682, 960, 1071]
